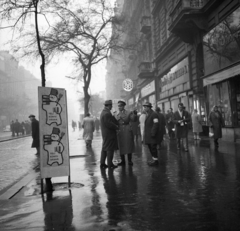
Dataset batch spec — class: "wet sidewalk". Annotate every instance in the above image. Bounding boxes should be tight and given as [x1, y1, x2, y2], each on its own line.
[0, 132, 240, 231]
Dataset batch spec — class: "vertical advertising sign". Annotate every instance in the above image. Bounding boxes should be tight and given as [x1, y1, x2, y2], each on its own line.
[38, 87, 70, 179]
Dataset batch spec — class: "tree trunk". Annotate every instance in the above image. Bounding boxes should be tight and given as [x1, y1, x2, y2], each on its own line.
[34, 0, 46, 87]
[83, 86, 90, 116]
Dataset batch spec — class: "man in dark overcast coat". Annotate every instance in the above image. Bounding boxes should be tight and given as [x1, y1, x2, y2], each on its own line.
[100, 100, 119, 169]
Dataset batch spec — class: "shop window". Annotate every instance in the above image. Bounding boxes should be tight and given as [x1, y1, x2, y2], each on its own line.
[208, 81, 232, 126]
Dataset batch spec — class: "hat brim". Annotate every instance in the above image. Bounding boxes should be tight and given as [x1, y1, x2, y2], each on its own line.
[28, 115, 35, 118]
[143, 104, 152, 107]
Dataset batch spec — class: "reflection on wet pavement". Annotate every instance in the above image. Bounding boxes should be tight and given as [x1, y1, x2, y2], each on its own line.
[0, 131, 240, 230]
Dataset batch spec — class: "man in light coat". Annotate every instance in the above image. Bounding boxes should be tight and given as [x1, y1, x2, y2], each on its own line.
[82, 113, 95, 148]
[143, 102, 159, 166]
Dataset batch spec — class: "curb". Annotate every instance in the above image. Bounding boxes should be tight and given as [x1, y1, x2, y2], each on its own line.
[0, 135, 31, 143]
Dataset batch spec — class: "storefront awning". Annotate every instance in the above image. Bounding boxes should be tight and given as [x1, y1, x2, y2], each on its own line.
[203, 64, 240, 86]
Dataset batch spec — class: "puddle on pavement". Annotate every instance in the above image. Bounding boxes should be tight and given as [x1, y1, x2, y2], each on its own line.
[24, 182, 84, 197]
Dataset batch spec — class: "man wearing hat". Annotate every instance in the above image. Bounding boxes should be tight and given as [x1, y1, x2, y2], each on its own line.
[29, 114, 40, 155]
[173, 103, 191, 151]
[143, 102, 159, 166]
[114, 99, 137, 166]
[100, 100, 119, 169]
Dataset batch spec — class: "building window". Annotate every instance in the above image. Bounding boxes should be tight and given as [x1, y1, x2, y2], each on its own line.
[207, 81, 232, 126]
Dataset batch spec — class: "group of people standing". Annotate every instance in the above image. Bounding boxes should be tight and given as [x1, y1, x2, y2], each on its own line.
[99, 100, 225, 169]
[10, 119, 31, 137]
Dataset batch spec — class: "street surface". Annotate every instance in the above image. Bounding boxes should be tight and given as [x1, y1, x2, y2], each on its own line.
[0, 131, 240, 231]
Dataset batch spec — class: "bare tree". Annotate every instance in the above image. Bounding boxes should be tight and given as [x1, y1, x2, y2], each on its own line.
[0, 0, 53, 87]
[40, 0, 131, 115]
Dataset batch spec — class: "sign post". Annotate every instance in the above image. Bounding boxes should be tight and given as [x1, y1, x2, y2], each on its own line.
[38, 87, 70, 193]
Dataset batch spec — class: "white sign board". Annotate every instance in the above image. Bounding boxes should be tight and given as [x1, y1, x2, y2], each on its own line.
[38, 87, 70, 179]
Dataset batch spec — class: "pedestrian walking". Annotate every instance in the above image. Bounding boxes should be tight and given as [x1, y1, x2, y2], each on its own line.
[29, 114, 40, 155]
[208, 105, 224, 148]
[78, 121, 81, 131]
[82, 113, 95, 148]
[95, 117, 100, 132]
[143, 102, 159, 166]
[166, 108, 174, 139]
[21, 122, 25, 135]
[173, 103, 191, 152]
[100, 100, 119, 169]
[192, 109, 202, 140]
[114, 100, 137, 166]
[139, 111, 146, 143]
[72, 120, 75, 131]
[155, 107, 166, 148]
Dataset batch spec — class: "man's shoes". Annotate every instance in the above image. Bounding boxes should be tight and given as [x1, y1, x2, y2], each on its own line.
[100, 164, 108, 169]
[128, 161, 133, 166]
[147, 160, 158, 166]
[185, 148, 189, 152]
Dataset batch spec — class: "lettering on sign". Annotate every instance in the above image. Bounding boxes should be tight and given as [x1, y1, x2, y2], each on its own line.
[141, 80, 155, 98]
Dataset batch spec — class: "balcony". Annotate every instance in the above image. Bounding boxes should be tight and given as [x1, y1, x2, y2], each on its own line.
[140, 16, 151, 34]
[138, 62, 154, 79]
[169, 0, 212, 43]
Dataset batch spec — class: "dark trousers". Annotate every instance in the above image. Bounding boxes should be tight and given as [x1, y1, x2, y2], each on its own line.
[177, 138, 188, 149]
[100, 150, 114, 166]
[120, 154, 132, 163]
[147, 143, 158, 158]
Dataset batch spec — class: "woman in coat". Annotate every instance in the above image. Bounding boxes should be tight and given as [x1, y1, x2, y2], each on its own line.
[209, 105, 224, 147]
[192, 109, 202, 140]
[114, 100, 137, 166]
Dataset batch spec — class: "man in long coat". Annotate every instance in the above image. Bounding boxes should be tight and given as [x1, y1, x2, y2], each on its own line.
[155, 107, 166, 148]
[209, 105, 225, 147]
[143, 102, 159, 166]
[100, 100, 119, 169]
[114, 100, 137, 166]
[173, 103, 191, 151]
[82, 113, 95, 148]
[166, 108, 174, 139]
[29, 114, 40, 155]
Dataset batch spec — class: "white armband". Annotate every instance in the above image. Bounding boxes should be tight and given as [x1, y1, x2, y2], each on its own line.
[153, 118, 159, 123]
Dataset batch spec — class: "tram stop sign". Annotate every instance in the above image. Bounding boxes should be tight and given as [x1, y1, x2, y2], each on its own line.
[122, 78, 133, 92]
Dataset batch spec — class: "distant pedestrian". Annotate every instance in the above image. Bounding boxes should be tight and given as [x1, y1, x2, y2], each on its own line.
[95, 117, 100, 132]
[139, 111, 146, 142]
[130, 110, 139, 142]
[192, 109, 202, 140]
[155, 107, 166, 148]
[173, 103, 191, 152]
[209, 105, 224, 148]
[78, 121, 81, 131]
[166, 108, 174, 139]
[14, 119, 21, 136]
[100, 100, 119, 169]
[29, 115, 40, 155]
[21, 122, 25, 135]
[143, 102, 159, 166]
[10, 120, 15, 137]
[114, 100, 137, 166]
[82, 113, 95, 148]
[72, 120, 75, 131]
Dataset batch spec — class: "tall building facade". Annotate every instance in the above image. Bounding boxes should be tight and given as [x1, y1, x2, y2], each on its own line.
[106, 0, 240, 142]
[0, 51, 41, 128]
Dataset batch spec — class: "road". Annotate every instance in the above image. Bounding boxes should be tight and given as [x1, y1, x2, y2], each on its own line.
[0, 129, 82, 194]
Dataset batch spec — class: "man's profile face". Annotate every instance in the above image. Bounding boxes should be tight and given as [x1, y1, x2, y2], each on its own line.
[143, 106, 150, 112]
[178, 105, 183, 112]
